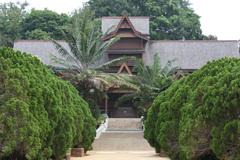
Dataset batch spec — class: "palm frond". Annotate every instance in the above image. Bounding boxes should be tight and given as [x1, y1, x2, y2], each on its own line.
[52, 8, 119, 71]
[50, 54, 79, 69]
[91, 72, 140, 91]
[74, 69, 139, 92]
[51, 39, 83, 70]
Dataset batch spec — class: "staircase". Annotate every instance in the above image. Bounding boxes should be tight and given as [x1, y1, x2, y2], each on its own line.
[92, 118, 154, 151]
[107, 118, 143, 131]
[92, 131, 153, 151]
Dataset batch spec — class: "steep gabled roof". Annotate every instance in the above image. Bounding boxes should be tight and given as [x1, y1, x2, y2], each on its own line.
[102, 16, 149, 35]
[102, 16, 149, 41]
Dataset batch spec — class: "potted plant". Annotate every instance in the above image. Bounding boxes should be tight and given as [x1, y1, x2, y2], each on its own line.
[71, 147, 84, 157]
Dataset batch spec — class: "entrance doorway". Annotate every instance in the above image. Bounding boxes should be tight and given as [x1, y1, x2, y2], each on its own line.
[104, 92, 138, 118]
[111, 107, 137, 118]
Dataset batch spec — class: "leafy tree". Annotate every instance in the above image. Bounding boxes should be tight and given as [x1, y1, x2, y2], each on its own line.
[203, 34, 218, 40]
[0, 48, 96, 159]
[21, 9, 70, 40]
[0, 99, 43, 159]
[144, 80, 186, 156]
[144, 58, 240, 160]
[0, 2, 27, 47]
[25, 29, 51, 40]
[88, 0, 133, 16]
[179, 59, 240, 160]
[88, 0, 203, 40]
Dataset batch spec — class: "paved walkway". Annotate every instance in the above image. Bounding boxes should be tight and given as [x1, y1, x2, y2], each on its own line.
[92, 131, 152, 151]
[71, 151, 169, 160]
[71, 131, 170, 160]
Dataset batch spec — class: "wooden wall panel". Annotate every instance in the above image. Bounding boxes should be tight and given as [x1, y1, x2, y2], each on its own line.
[110, 38, 144, 50]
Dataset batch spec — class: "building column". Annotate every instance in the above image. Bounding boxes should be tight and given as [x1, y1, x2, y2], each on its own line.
[105, 94, 108, 114]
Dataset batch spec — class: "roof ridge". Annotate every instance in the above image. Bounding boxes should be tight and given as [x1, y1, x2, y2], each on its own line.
[15, 40, 65, 43]
[102, 16, 149, 19]
[102, 16, 149, 41]
[150, 40, 239, 42]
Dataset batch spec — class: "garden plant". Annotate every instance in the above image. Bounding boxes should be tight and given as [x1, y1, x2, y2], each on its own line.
[145, 58, 240, 160]
[0, 48, 96, 160]
[52, 8, 139, 122]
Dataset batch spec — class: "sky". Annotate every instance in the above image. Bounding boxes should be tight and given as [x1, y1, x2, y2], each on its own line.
[0, 0, 239, 40]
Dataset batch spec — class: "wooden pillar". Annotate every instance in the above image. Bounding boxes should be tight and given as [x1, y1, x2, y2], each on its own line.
[105, 94, 108, 114]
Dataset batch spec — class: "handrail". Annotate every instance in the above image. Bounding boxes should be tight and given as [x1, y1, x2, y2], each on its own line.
[95, 114, 109, 139]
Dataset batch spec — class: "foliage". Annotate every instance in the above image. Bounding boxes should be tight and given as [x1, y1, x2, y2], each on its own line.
[203, 34, 218, 40]
[24, 29, 51, 40]
[144, 58, 240, 160]
[88, 0, 203, 40]
[0, 48, 96, 159]
[116, 55, 173, 116]
[144, 80, 185, 155]
[0, 3, 70, 46]
[21, 9, 70, 40]
[52, 8, 117, 71]
[52, 8, 140, 120]
[0, 2, 27, 47]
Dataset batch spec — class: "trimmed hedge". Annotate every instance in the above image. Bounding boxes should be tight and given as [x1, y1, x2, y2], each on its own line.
[144, 58, 240, 160]
[0, 48, 96, 160]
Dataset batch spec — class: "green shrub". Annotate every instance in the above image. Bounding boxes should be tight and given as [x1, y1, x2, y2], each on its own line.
[144, 80, 188, 158]
[0, 48, 96, 160]
[144, 58, 240, 160]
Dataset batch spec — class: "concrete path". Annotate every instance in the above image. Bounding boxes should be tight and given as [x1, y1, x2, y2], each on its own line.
[71, 151, 169, 160]
[92, 131, 152, 151]
[71, 131, 170, 160]
[71, 118, 170, 160]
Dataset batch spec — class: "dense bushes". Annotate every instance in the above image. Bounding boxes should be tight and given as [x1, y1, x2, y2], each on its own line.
[144, 58, 240, 160]
[0, 48, 96, 159]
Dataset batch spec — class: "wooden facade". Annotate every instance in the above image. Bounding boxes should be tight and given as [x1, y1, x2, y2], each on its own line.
[104, 16, 148, 73]
[101, 16, 149, 117]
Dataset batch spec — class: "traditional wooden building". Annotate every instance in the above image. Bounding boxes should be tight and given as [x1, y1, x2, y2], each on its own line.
[101, 16, 150, 117]
[102, 16, 149, 74]
[14, 16, 240, 118]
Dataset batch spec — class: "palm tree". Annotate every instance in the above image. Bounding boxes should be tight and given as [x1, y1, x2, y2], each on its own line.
[52, 9, 115, 70]
[51, 8, 139, 119]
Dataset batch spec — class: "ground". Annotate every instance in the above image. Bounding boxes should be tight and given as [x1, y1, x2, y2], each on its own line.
[72, 151, 168, 160]
[71, 130, 169, 160]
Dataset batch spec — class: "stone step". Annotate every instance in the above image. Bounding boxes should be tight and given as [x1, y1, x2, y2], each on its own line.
[92, 132, 154, 151]
[107, 118, 143, 131]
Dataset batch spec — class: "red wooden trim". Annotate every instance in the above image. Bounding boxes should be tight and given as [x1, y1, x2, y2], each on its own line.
[117, 62, 132, 75]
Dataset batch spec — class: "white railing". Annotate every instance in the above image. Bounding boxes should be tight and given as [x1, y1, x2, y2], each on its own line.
[141, 116, 144, 131]
[95, 114, 108, 139]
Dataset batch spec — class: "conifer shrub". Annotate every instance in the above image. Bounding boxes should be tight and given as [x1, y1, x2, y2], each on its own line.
[0, 48, 96, 160]
[144, 58, 240, 160]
